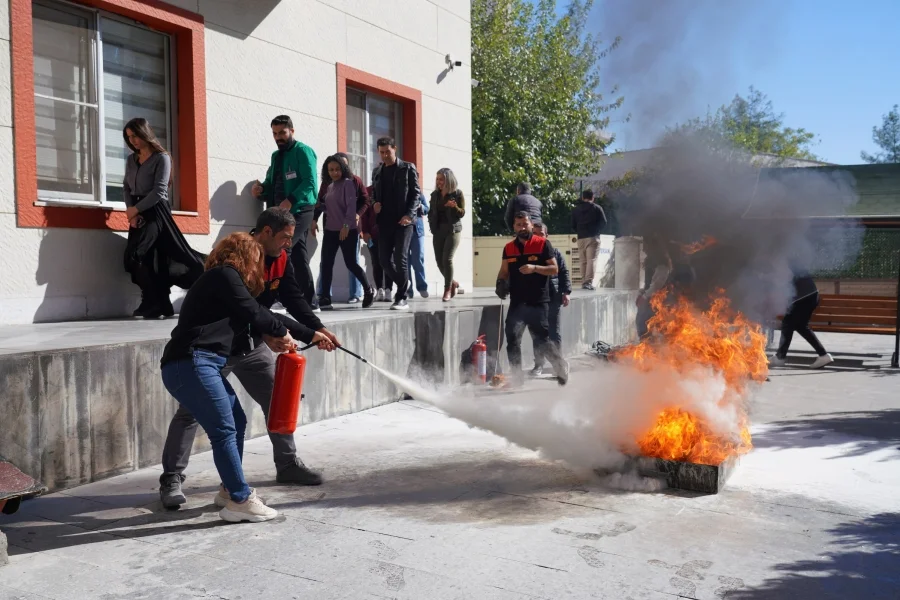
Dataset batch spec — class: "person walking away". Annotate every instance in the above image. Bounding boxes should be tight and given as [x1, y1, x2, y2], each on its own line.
[360, 185, 392, 301]
[313, 152, 369, 303]
[122, 118, 205, 319]
[314, 156, 375, 309]
[160, 232, 334, 523]
[159, 209, 342, 509]
[570, 190, 608, 290]
[408, 192, 430, 298]
[371, 137, 421, 310]
[251, 115, 318, 308]
[429, 168, 466, 302]
[768, 272, 834, 369]
[495, 212, 569, 386]
[530, 222, 570, 376]
[504, 182, 542, 232]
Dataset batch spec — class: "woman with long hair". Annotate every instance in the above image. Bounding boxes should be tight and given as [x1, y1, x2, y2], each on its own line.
[122, 117, 205, 319]
[427, 168, 466, 302]
[161, 232, 332, 523]
[313, 155, 375, 308]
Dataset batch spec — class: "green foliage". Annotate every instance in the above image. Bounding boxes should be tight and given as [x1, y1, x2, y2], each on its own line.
[668, 87, 820, 161]
[471, 0, 622, 235]
[861, 105, 900, 164]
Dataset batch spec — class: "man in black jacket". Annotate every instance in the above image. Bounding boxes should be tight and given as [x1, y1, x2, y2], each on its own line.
[530, 221, 571, 376]
[371, 137, 421, 311]
[158, 208, 341, 509]
[504, 182, 543, 231]
[570, 190, 607, 290]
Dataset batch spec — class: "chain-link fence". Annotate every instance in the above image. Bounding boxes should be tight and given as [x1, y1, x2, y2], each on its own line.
[813, 228, 900, 280]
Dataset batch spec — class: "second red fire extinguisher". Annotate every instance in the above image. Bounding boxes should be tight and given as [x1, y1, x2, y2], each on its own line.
[268, 348, 307, 435]
[471, 334, 487, 383]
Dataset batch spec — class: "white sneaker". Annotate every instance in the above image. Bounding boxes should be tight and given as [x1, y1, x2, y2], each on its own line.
[810, 354, 834, 369]
[768, 355, 786, 367]
[214, 484, 265, 508]
[219, 489, 277, 523]
[375, 288, 385, 302]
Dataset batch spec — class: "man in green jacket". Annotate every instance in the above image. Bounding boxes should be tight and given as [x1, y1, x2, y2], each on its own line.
[252, 115, 319, 307]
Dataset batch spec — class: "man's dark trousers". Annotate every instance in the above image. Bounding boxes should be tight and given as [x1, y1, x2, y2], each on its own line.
[505, 302, 565, 376]
[161, 344, 298, 477]
[378, 224, 414, 299]
[289, 205, 317, 305]
[534, 294, 562, 367]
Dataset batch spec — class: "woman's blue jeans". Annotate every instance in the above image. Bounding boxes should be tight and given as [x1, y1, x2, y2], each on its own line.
[161, 350, 251, 503]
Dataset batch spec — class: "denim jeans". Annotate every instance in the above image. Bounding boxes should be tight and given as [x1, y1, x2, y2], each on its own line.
[407, 232, 428, 297]
[161, 350, 251, 503]
[378, 225, 414, 300]
[317, 236, 363, 300]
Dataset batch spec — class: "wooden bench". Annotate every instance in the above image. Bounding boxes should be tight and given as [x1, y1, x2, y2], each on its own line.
[809, 294, 897, 335]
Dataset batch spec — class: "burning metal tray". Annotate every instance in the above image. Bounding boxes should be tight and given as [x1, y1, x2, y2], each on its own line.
[596, 455, 739, 494]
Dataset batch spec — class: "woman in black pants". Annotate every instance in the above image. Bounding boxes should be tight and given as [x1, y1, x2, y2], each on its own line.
[769, 273, 834, 369]
[314, 156, 375, 308]
[123, 118, 205, 318]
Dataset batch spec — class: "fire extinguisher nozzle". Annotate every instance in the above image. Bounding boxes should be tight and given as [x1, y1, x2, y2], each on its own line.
[338, 346, 368, 363]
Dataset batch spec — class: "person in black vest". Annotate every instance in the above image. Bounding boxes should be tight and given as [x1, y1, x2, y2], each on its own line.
[159, 209, 341, 511]
[371, 137, 421, 311]
[530, 221, 571, 376]
[769, 272, 834, 369]
[496, 212, 569, 386]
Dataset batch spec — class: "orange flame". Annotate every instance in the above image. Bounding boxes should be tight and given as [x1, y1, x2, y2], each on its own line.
[615, 290, 767, 465]
[680, 235, 718, 255]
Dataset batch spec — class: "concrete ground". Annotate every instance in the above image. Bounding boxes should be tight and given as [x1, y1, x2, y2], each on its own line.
[1, 332, 899, 600]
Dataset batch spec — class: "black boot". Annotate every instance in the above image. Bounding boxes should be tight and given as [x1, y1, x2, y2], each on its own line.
[159, 473, 186, 509]
[276, 461, 323, 486]
[142, 289, 174, 319]
[132, 291, 151, 317]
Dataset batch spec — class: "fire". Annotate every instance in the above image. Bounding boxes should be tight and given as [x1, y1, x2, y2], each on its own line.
[680, 235, 717, 255]
[615, 290, 767, 465]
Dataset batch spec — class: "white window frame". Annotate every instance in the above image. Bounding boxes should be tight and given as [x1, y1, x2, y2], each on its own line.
[32, 0, 178, 210]
[346, 87, 403, 186]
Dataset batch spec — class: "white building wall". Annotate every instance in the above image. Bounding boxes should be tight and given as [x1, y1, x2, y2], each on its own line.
[0, 0, 472, 323]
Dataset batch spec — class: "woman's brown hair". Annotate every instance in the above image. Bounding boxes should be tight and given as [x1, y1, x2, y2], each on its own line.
[205, 232, 266, 297]
[122, 117, 168, 155]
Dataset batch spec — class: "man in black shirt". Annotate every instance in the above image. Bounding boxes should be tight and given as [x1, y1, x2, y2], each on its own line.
[570, 189, 607, 290]
[496, 212, 569, 386]
[504, 182, 543, 231]
[530, 221, 571, 377]
[159, 208, 340, 509]
[371, 137, 421, 311]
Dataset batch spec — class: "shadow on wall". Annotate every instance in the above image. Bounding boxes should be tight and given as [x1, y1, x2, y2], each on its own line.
[210, 180, 263, 245]
[33, 228, 131, 323]
[198, 0, 282, 40]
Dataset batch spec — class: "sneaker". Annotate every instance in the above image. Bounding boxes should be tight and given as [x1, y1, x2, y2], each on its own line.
[218, 489, 278, 523]
[319, 296, 333, 310]
[529, 365, 543, 377]
[276, 462, 323, 486]
[215, 484, 266, 508]
[768, 355, 786, 367]
[375, 288, 385, 302]
[311, 304, 322, 313]
[557, 360, 570, 386]
[810, 354, 834, 369]
[363, 288, 375, 308]
[348, 297, 360, 304]
[420, 290, 429, 299]
[391, 297, 410, 311]
[159, 473, 186, 510]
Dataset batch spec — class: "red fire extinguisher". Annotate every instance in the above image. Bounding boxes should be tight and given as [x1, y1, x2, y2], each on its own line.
[472, 334, 488, 383]
[268, 348, 307, 435]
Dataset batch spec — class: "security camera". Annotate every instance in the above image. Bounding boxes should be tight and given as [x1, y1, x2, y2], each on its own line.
[445, 54, 463, 70]
[471, 79, 480, 88]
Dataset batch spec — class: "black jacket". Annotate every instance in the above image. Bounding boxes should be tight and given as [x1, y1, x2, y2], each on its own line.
[372, 158, 421, 227]
[505, 194, 543, 231]
[161, 266, 315, 366]
[570, 201, 608, 239]
[551, 248, 572, 298]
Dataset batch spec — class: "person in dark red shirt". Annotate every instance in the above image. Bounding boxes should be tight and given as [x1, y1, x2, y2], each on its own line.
[495, 212, 569, 386]
[159, 208, 341, 510]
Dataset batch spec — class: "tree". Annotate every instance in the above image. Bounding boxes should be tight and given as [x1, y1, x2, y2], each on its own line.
[472, 0, 622, 235]
[861, 105, 900, 164]
[668, 87, 820, 161]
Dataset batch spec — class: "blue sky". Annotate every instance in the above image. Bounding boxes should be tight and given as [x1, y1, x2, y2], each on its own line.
[549, 0, 900, 164]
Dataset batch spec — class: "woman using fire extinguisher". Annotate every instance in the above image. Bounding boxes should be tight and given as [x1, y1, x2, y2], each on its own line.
[160, 232, 333, 524]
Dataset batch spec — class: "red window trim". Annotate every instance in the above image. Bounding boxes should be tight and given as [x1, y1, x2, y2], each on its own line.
[335, 63, 423, 176]
[11, 0, 209, 234]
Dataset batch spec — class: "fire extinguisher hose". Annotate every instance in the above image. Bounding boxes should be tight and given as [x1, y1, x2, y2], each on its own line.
[294, 342, 369, 364]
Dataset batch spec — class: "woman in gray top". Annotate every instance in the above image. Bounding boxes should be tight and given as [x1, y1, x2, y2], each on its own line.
[122, 118, 205, 318]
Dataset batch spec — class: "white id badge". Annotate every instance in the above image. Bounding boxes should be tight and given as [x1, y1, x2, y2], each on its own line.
[285, 170, 298, 180]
